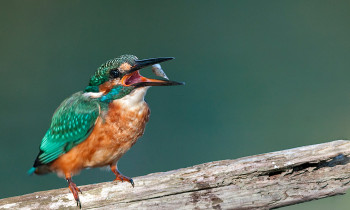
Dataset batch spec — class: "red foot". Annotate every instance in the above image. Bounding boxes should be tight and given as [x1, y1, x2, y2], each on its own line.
[110, 165, 134, 187]
[67, 178, 82, 208]
[114, 174, 134, 187]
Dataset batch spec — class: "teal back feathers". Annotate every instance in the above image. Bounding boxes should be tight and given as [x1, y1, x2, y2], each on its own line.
[32, 54, 138, 169]
[36, 92, 100, 165]
[34, 87, 135, 168]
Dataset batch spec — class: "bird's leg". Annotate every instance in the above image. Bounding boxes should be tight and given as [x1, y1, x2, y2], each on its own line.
[66, 176, 82, 208]
[110, 165, 134, 187]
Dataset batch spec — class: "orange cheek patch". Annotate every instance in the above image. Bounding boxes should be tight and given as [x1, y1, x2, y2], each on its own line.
[99, 80, 119, 93]
[119, 62, 132, 72]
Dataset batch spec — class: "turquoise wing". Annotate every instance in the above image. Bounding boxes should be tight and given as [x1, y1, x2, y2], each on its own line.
[35, 92, 100, 165]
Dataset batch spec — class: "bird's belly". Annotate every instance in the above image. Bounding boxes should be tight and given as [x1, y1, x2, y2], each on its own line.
[86, 101, 150, 167]
[51, 101, 150, 175]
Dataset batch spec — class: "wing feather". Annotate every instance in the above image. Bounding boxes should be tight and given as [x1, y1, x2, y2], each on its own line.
[35, 92, 100, 166]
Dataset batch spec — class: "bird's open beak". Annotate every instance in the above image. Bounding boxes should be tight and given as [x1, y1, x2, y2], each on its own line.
[121, 57, 184, 87]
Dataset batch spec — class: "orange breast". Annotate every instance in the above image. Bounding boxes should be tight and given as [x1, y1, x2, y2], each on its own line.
[50, 101, 150, 176]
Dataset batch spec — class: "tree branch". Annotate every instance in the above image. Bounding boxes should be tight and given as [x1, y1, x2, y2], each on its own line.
[1, 140, 350, 209]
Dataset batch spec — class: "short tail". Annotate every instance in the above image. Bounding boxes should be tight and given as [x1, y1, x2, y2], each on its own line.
[27, 167, 36, 176]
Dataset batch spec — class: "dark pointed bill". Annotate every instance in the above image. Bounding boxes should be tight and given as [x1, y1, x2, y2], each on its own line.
[121, 56, 184, 87]
[129, 57, 175, 73]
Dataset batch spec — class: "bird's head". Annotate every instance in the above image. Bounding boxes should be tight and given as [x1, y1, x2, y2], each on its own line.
[84, 55, 183, 101]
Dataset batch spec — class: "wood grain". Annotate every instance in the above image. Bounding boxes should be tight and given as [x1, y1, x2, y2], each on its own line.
[1, 140, 350, 209]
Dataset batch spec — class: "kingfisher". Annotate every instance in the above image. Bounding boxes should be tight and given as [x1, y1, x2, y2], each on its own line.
[28, 54, 183, 208]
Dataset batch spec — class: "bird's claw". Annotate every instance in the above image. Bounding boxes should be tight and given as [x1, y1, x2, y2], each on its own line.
[110, 165, 134, 187]
[67, 178, 82, 209]
[114, 175, 134, 187]
[76, 200, 81, 209]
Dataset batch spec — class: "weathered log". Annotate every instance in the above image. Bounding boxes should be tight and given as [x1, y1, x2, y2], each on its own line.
[1, 140, 350, 209]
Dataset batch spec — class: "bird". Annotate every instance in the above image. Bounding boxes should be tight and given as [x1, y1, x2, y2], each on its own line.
[28, 54, 184, 208]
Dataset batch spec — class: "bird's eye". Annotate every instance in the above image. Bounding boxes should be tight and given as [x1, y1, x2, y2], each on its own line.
[110, 70, 120, 78]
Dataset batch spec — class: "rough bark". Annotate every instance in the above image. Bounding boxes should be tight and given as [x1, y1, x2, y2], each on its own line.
[1, 140, 350, 209]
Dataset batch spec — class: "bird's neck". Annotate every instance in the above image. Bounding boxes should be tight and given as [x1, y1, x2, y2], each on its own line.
[83, 86, 149, 108]
[99, 86, 134, 103]
[116, 87, 149, 107]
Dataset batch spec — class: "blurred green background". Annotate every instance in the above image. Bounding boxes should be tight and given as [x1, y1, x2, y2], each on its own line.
[1, 0, 350, 209]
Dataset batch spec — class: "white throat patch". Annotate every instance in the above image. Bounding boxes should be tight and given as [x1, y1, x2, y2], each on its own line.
[117, 87, 149, 107]
[83, 92, 103, 98]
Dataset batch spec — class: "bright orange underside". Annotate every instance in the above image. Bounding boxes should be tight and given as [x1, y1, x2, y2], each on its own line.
[50, 100, 150, 177]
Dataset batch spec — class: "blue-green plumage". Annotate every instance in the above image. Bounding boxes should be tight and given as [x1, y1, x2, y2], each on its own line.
[29, 55, 180, 175]
[88, 55, 137, 87]
[100, 86, 134, 103]
[29, 54, 183, 208]
[34, 92, 100, 167]
[27, 167, 36, 175]
[31, 55, 140, 173]
[31, 85, 135, 172]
